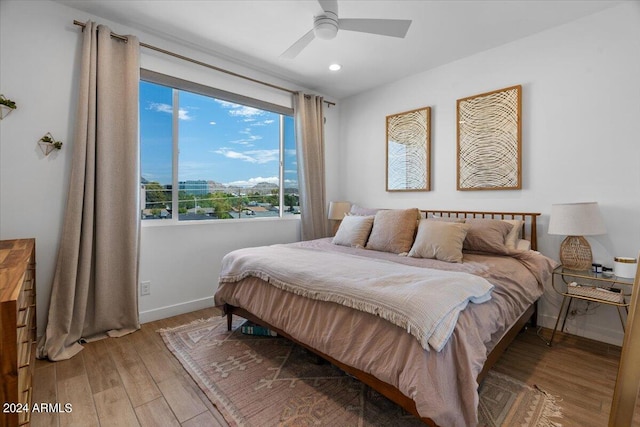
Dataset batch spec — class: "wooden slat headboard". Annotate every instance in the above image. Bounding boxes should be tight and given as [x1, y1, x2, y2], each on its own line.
[421, 210, 541, 251]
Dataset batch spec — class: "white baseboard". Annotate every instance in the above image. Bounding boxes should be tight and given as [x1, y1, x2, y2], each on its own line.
[139, 296, 215, 324]
[537, 313, 624, 346]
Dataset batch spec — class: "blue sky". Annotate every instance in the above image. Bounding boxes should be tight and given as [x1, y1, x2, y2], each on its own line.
[140, 81, 297, 188]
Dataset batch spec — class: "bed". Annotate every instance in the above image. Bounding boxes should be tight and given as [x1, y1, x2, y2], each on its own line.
[214, 209, 556, 426]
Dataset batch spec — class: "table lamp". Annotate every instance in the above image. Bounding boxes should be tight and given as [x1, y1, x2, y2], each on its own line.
[328, 201, 351, 234]
[548, 202, 606, 271]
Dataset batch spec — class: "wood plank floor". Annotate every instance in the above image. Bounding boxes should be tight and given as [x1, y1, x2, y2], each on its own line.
[32, 307, 639, 426]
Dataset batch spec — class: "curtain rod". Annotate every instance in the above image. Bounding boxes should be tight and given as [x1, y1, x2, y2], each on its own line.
[73, 20, 336, 107]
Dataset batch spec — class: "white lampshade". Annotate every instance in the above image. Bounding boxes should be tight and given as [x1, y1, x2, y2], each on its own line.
[548, 202, 606, 236]
[328, 201, 351, 220]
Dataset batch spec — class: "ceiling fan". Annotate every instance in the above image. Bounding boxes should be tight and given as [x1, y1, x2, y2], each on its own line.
[280, 0, 412, 59]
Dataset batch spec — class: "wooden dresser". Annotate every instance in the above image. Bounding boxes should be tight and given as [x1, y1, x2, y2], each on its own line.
[0, 239, 36, 427]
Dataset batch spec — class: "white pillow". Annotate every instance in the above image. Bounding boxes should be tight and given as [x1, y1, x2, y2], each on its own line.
[408, 220, 471, 263]
[516, 239, 531, 251]
[332, 215, 374, 248]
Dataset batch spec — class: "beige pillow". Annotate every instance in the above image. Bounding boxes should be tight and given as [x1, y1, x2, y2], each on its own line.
[366, 208, 420, 254]
[502, 219, 523, 250]
[332, 215, 374, 248]
[408, 220, 471, 263]
[463, 218, 514, 255]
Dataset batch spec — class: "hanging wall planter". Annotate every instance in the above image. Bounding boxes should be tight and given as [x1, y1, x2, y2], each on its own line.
[38, 132, 63, 156]
[0, 95, 17, 120]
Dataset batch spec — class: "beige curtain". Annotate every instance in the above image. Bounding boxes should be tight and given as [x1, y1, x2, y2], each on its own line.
[37, 22, 140, 361]
[294, 93, 328, 240]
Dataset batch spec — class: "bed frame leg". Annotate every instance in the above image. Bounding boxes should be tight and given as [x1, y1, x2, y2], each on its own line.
[225, 304, 233, 331]
[531, 301, 538, 328]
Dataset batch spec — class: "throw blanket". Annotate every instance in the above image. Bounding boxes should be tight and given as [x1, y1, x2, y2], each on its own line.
[219, 245, 494, 351]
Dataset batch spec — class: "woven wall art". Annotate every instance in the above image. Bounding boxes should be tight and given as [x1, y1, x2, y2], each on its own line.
[386, 107, 431, 191]
[457, 85, 522, 190]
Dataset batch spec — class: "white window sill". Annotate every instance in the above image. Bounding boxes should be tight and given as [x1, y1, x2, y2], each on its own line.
[141, 215, 301, 228]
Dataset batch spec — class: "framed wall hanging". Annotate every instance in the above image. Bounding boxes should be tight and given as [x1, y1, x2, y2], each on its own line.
[386, 106, 431, 192]
[457, 85, 522, 191]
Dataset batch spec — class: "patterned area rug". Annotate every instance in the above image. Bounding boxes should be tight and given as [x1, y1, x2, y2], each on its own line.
[159, 316, 562, 427]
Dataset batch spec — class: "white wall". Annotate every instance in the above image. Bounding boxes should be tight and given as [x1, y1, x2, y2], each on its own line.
[337, 2, 640, 345]
[0, 0, 338, 330]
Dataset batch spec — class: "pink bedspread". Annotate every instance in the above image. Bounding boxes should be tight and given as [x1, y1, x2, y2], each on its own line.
[214, 238, 557, 427]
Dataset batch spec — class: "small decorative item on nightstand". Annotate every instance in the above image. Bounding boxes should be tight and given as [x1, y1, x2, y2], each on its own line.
[614, 257, 638, 279]
[548, 202, 606, 271]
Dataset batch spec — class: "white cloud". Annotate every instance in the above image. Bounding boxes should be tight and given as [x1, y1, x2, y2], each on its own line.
[178, 109, 191, 120]
[225, 176, 280, 187]
[229, 135, 261, 146]
[214, 99, 239, 109]
[148, 102, 172, 114]
[213, 148, 279, 164]
[245, 149, 279, 164]
[229, 106, 264, 118]
[214, 150, 255, 163]
[209, 121, 216, 125]
[250, 119, 276, 127]
[148, 102, 192, 121]
[214, 99, 265, 121]
[227, 128, 263, 145]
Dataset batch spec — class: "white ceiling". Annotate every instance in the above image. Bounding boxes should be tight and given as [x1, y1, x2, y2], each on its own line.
[56, 0, 622, 100]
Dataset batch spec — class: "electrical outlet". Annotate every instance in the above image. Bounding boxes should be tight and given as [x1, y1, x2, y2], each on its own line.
[140, 281, 151, 296]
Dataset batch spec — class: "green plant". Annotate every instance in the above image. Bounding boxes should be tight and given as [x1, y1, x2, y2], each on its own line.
[0, 95, 16, 110]
[40, 134, 63, 150]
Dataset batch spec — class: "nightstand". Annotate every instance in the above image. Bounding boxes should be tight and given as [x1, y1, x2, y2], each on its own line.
[547, 265, 634, 346]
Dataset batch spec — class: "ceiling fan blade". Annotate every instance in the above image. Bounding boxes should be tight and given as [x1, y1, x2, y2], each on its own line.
[280, 29, 316, 59]
[318, 0, 338, 14]
[339, 19, 412, 38]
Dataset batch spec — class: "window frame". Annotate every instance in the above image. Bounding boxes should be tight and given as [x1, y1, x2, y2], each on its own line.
[140, 69, 297, 224]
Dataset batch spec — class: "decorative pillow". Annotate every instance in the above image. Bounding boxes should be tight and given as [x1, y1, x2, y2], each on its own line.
[502, 219, 523, 250]
[408, 220, 472, 263]
[332, 215, 374, 248]
[366, 208, 420, 254]
[463, 218, 514, 255]
[349, 204, 380, 216]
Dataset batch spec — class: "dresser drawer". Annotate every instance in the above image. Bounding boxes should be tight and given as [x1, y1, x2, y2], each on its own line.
[0, 239, 36, 427]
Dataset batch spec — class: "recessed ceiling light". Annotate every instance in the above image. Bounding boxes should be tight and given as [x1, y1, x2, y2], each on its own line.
[329, 63, 342, 71]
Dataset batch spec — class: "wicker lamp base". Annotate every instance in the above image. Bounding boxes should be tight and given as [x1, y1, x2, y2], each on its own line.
[560, 235, 593, 271]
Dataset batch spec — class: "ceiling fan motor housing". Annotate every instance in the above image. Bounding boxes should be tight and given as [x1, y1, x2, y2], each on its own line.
[314, 11, 339, 40]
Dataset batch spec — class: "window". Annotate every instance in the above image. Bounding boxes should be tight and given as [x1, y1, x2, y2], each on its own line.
[139, 71, 298, 221]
